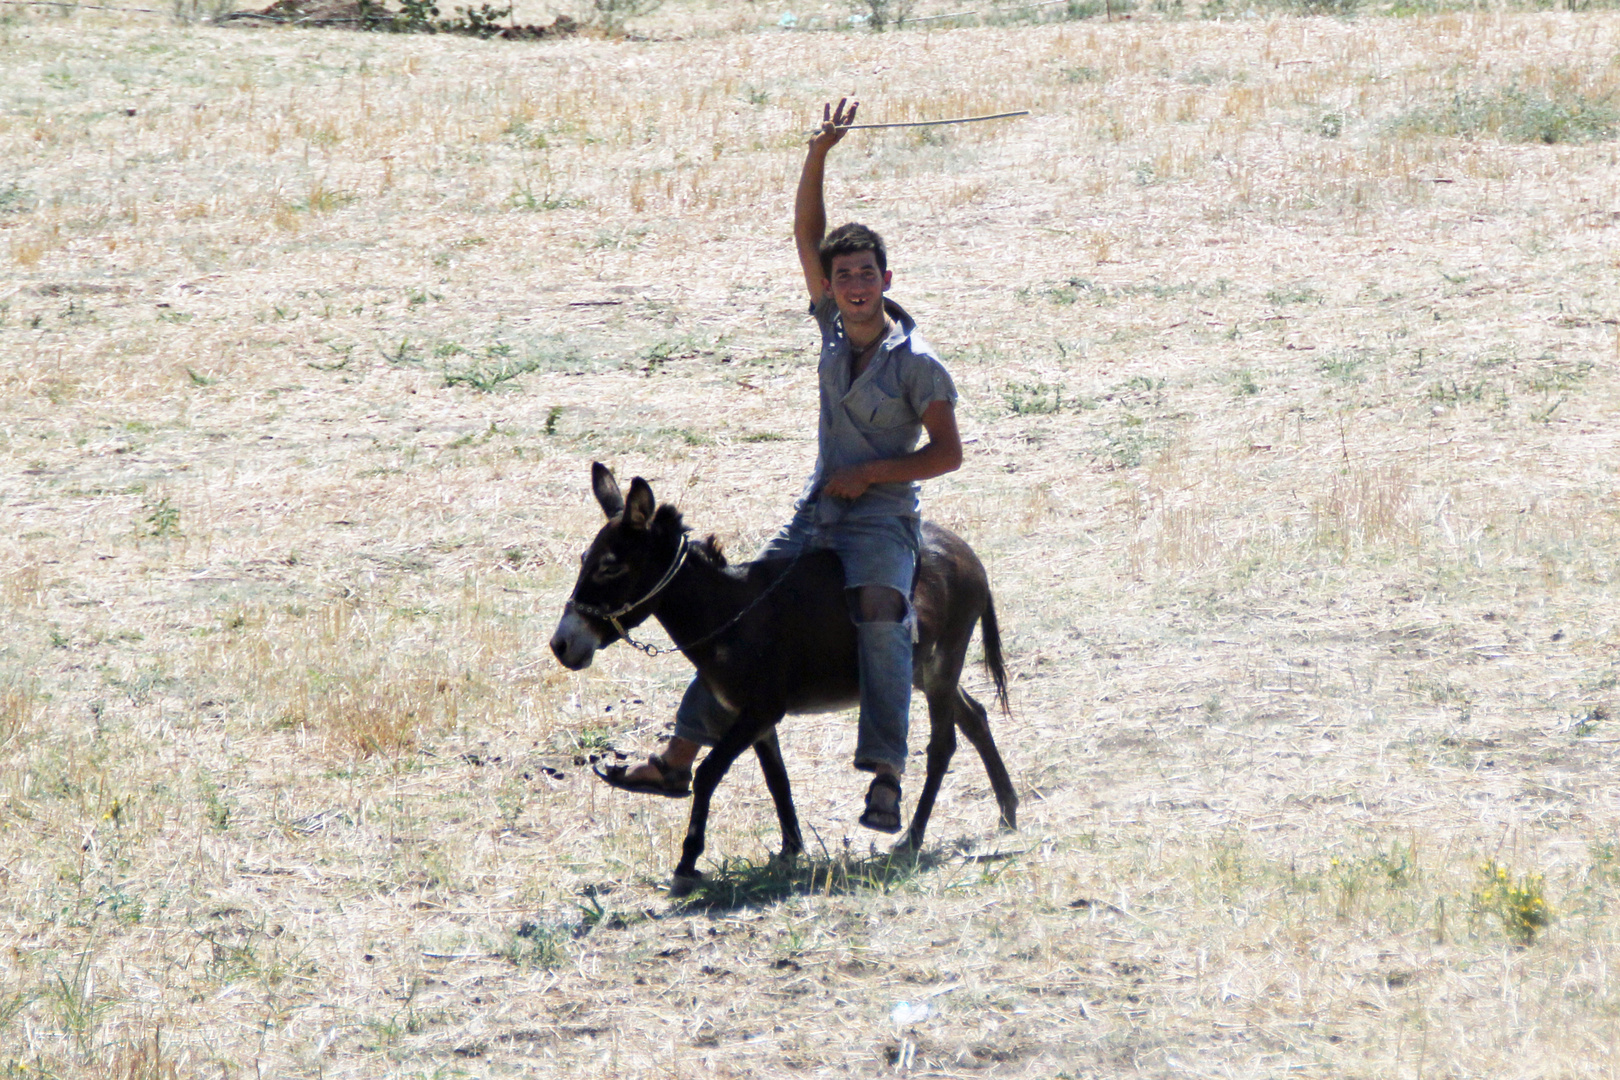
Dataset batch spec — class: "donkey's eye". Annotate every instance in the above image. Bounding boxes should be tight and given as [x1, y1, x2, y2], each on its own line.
[592, 562, 628, 582]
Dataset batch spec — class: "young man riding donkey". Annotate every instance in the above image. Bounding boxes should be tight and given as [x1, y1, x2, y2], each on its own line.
[591, 99, 974, 835]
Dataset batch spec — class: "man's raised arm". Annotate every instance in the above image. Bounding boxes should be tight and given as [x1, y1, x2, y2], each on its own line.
[795, 98, 857, 306]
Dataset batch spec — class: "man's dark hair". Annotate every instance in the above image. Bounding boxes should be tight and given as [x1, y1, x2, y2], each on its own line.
[819, 222, 887, 279]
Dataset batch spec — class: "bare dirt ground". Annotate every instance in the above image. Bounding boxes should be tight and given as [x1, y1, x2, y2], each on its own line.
[3, 2, 1620, 1076]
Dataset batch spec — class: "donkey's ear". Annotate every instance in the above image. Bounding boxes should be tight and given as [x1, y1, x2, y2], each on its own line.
[592, 462, 624, 519]
[624, 477, 655, 531]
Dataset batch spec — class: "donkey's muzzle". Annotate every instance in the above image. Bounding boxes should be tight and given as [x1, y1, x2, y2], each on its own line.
[550, 609, 599, 670]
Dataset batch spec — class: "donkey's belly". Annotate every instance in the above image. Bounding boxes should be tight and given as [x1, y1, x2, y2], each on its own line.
[784, 681, 861, 716]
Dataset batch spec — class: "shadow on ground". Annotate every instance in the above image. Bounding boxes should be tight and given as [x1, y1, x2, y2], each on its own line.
[669, 849, 941, 911]
[667, 836, 1025, 912]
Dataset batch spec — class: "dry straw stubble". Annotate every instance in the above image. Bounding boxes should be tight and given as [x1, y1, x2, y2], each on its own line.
[3, 2, 1620, 1076]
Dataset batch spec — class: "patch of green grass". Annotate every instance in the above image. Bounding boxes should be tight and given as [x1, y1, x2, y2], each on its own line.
[381, 338, 423, 366]
[566, 726, 614, 753]
[0, 182, 33, 213]
[441, 345, 569, 392]
[1476, 860, 1552, 944]
[1116, 374, 1166, 399]
[446, 422, 510, 448]
[1281, 0, 1360, 13]
[96, 883, 145, 925]
[198, 773, 231, 831]
[508, 184, 584, 212]
[502, 119, 549, 149]
[640, 335, 708, 369]
[1001, 381, 1065, 415]
[1178, 66, 1225, 86]
[0, 988, 30, 1039]
[1266, 283, 1323, 306]
[1427, 378, 1488, 405]
[1317, 352, 1367, 382]
[592, 224, 649, 249]
[656, 427, 712, 446]
[1529, 395, 1565, 424]
[578, 0, 663, 33]
[1096, 415, 1154, 469]
[291, 184, 358, 213]
[1573, 704, 1608, 737]
[1394, 86, 1618, 144]
[982, 0, 1110, 24]
[1523, 359, 1593, 393]
[45, 945, 114, 1058]
[502, 920, 565, 968]
[142, 495, 181, 539]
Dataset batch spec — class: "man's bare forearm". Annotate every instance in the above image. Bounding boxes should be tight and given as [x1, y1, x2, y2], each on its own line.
[820, 401, 963, 500]
[820, 442, 961, 501]
[796, 101, 856, 299]
[795, 144, 829, 253]
[857, 439, 963, 486]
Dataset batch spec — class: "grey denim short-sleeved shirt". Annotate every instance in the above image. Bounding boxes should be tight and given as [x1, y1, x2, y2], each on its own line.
[796, 295, 958, 525]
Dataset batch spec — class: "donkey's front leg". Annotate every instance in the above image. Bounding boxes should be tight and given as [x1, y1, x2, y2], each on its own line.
[671, 710, 780, 896]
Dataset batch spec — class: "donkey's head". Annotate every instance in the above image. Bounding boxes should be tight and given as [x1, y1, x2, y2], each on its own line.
[550, 463, 686, 671]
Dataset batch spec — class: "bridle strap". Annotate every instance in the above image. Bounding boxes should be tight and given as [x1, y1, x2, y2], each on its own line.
[567, 539, 690, 655]
[567, 540, 805, 660]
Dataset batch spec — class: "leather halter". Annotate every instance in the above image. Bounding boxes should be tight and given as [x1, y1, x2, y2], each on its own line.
[566, 539, 690, 655]
[566, 538, 805, 659]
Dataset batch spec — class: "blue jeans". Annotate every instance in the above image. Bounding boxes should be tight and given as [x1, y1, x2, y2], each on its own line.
[673, 507, 919, 773]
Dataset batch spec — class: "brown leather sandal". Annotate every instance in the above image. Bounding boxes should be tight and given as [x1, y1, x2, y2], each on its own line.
[593, 753, 692, 798]
[859, 773, 903, 834]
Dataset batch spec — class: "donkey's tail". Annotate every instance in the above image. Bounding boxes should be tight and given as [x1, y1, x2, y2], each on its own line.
[980, 591, 1010, 716]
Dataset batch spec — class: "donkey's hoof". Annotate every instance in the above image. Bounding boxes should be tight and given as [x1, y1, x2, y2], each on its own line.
[889, 835, 921, 862]
[668, 871, 704, 898]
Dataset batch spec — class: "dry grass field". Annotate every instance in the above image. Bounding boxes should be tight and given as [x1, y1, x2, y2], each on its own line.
[4, 0, 1620, 1075]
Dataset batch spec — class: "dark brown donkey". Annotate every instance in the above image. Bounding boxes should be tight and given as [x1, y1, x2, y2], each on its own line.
[550, 463, 1016, 894]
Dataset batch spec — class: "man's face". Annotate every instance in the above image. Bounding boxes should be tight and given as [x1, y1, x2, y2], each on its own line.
[826, 251, 891, 324]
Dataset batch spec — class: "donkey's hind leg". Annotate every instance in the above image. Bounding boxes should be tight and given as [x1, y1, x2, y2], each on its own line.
[956, 688, 1017, 831]
[897, 689, 959, 856]
[752, 728, 803, 862]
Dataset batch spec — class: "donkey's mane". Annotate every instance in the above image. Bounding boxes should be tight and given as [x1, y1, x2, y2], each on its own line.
[652, 501, 731, 568]
[694, 534, 727, 567]
[652, 503, 727, 568]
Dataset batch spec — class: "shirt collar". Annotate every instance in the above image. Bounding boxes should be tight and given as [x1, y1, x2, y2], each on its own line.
[835, 298, 913, 351]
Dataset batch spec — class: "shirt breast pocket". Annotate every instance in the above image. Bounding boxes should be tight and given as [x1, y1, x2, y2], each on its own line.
[847, 382, 913, 432]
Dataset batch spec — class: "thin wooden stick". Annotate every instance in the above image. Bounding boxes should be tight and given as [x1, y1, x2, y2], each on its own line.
[804, 110, 1030, 134]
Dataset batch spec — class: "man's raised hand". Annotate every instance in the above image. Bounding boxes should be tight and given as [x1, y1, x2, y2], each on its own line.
[808, 98, 859, 152]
